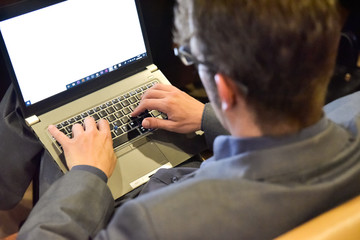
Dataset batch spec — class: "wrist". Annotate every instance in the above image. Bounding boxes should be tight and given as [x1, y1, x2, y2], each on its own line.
[196, 103, 205, 131]
[71, 165, 108, 183]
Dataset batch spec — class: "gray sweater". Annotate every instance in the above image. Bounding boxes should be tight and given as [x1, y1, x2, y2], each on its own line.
[18, 92, 360, 239]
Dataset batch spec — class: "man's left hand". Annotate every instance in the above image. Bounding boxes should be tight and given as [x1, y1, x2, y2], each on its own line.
[48, 117, 116, 178]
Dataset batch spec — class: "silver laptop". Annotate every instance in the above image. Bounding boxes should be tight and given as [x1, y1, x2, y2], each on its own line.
[0, 0, 206, 199]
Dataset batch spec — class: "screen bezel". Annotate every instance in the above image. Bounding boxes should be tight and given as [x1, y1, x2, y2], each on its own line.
[0, 0, 153, 118]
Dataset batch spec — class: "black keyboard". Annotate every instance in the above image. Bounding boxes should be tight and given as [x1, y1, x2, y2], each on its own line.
[55, 81, 167, 151]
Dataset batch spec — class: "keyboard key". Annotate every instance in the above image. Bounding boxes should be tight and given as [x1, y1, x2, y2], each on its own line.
[121, 124, 131, 132]
[92, 113, 100, 121]
[129, 120, 139, 128]
[140, 112, 152, 119]
[65, 125, 72, 133]
[68, 118, 76, 124]
[129, 97, 137, 104]
[115, 112, 123, 118]
[151, 110, 161, 117]
[114, 128, 123, 136]
[121, 116, 130, 124]
[114, 103, 123, 111]
[107, 115, 116, 122]
[129, 104, 137, 111]
[122, 108, 131, 115]
[121, 100, 130, 107]
[113, 129, 140, 148]
[139, 126, 150, 134]
[161, 113, 168, 120]
[56, 140, 62, 149]
[55, 82, 160, 151]
[106, 106, 115, 114]
[99, 110, 108, 118]
[113, 120, 122, 127]
[59, 128, 67, 135]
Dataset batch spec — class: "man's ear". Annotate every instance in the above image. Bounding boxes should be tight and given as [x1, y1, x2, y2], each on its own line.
[214, 73, 237, 111]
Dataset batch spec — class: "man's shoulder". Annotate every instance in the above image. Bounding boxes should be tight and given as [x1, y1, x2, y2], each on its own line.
[116, 169, 360, 239]
[324, 91, 360, 125]
[115, 177, 268, 239]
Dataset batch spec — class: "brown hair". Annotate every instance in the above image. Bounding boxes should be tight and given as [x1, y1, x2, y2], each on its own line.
[174, 0, 342, 134]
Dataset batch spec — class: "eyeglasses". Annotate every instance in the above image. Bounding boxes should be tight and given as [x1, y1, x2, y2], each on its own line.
[174, 46, 214, 69]
[174, 45, 249, 95]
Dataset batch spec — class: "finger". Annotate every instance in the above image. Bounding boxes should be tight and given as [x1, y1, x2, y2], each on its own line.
[83, 116, 97, 132]
[48, 125, 69, 145]
[148, 83, 173, 92]
[131, 99, 167, 117]
[141, 88, 168, 101]
[131, 103, 147, 117]
[141, 83, 178, 99]
[142, 117, 177, 132]
[72, 123, 84, 137]
[97, 118, 111, 133]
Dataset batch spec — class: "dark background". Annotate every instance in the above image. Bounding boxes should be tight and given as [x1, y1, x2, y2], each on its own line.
[0, 0, 359, 103]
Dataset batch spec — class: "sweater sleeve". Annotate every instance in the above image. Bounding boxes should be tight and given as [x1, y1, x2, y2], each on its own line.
[18, 170, 114, 240]
[0, 85, 44, 210]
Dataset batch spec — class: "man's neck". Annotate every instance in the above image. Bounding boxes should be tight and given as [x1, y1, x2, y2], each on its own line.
[227, 106, 323, 138]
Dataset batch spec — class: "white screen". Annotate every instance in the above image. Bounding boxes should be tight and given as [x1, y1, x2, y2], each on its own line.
[0, 0, 147, 105]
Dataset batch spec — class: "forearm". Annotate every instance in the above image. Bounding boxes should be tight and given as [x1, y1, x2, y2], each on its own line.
[18, 169, 114, 240]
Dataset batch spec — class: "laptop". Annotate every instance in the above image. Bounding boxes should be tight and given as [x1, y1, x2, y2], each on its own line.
[0, 0, 206, 199]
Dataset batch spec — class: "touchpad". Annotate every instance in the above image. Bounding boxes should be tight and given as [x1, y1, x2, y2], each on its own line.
[108, 141, 168, 199]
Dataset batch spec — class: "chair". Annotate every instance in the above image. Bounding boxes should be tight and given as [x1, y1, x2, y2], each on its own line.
[275, 195, 360, 240]
[3, 196, 360, 240]
[1, 233, 17, 240]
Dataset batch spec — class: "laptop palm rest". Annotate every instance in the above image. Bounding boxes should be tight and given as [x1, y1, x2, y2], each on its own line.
[107, 129, 206, 199]
[108, 140, 169, 199]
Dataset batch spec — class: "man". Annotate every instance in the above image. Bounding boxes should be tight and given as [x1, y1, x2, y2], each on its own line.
[13, 0, 360, 239]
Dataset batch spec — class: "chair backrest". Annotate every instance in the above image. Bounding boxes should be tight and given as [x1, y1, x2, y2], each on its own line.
[275, 195, 360, 240]
[3, 197, 360, 240]
[1, 233, 17, 240]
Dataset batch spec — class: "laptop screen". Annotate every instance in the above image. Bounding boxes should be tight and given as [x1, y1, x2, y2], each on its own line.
[0, 0, 147, 106]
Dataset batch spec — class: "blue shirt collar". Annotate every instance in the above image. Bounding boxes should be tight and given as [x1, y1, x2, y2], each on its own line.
[212, 117, 329, 161]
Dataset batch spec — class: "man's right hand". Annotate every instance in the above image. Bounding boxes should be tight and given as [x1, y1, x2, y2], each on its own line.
[131, 84, 205, 134]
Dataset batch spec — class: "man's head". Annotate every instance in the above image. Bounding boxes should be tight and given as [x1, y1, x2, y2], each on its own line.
[174, 0, 342, 135]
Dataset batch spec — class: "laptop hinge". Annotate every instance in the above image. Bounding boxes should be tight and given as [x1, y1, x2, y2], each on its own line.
[25, 115, 40, 127]
[146, 64, 158, 73]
